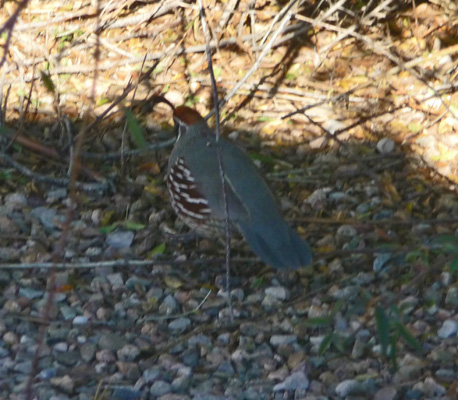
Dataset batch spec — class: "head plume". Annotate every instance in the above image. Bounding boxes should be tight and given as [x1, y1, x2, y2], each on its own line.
[173, 106, 205, 126]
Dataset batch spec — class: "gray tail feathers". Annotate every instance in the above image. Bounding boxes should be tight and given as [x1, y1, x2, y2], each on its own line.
[238, 220, 312, 269]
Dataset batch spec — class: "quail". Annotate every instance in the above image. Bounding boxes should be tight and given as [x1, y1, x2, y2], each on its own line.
[165, 103, 312, 269]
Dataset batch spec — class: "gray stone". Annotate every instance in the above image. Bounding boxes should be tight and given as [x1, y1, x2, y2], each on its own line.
[53, 342, 69, 352]
[181, 348, 199, 367]
[265, 286, 290, 301]
[393, 365, 423, 384]
[437, 319, 458, 338]
[169, 317, 191, 333]
[149, 380, 171, 397]
[13, 360, 32, 374]
[73, 316, 89, 325]
[38, 368, 57, 380]
[273, 370, 309, 391]
[117, 344, 140, 362]
[54, 351, 80, 367]
[374, 386, 397, 400]
[335, 379, 363, 397]
[107, 273, 124, 288]
[106, 231, 135, 249]
[159, 295, 179, 314]
[30, 207, 62, 229]
[188, 334, 212, 347]
[171, 375, 190, 391]
[46, 188, 68, 203]
[111, 387, 141, 400]
[50, 375, 75, 394]
[435, 368, 456, 383]
[270, 335, 297, 346]
[351, 338, 366, 359]
[59, 305, 76, 321]
[142, 367, 161, 383]
[98, 333, 127, 351]
[415, 377, 446, 397]
[336, 225, 357, 238]
[445, 287, 458, 307]
[80, 342, 96, 362]
[5, 193, 27, 208]
[18, 287, 43, 299]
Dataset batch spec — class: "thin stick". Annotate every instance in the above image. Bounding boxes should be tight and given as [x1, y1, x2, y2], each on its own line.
[0, 0, 30, 69]
[210, 0, 294, 115]
[0, 152, 111, 192]
[0, 258, 257, 270]
[24, 2, 102, 398]
[198, 0, 233, 320]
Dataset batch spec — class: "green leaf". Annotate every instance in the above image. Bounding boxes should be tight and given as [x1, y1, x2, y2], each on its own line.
[450, 257, 458, 272]
[257, 116, 276, 122]
[318, 333, 333, 355]
[184, 20, 195, 30]
[249, 153, 276, 164]
[304, 317, 332, 328]
[99, 222, 120, 234]
[332, 334, 348, 353]
[0, 126, 14, 136]
[408, 122, 422, 134]
[125, 109, 147, 149]
[40, 71, 55, 93]
[395, 322, 422, 353]
[405, 250, 424, 262]
[330, 299, 345, 316]
[149, 243, 166, 257]
[431, 235, 458, 254]
[431, 235, 458, 244]
[389, 331, 398, 370]
[97, 97, 110, 106]
[375, 306, 390, 357]
[0, 169, 13, 180]
[251, 277, 264, 289]
[123, 221, 145, 231]
[213, 66, 222, 78]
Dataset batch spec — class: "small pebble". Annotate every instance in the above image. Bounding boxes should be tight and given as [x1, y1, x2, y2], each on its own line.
[72, 316, 89, 326]
[168, 317, 191, 333]
[149, 380, 171, 397]
[376, 138, 395, 154]
[117, 344, 140, 362]
[265, 286, 290, 301]
[106, 231, 135, 249]
[374, 386, 397, 400]
[335, 379, 363, 397]
[273, 370, 309, 391]
[336, 225, 357, 238]
[142, 367, 161, 384]
[437, 319, 458, 338]
[270, 335, 297, 346]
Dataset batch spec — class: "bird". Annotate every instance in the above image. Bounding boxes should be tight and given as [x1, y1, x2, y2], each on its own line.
[162, 101, 312, 269]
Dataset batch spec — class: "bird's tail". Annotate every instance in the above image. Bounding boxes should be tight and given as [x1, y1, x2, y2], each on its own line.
[238, 219, 312, 269]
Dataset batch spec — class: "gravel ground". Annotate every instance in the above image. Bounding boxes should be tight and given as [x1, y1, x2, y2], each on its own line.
[1, 142, 457, 400]
[1, 1, 458, 399]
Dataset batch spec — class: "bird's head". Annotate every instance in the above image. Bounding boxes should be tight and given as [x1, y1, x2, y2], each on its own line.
[149, 96, 208, 140]
[172, 106, 208, 139]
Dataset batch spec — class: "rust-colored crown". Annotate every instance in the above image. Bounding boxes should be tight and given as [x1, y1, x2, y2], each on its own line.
[173, 106, 205, 126]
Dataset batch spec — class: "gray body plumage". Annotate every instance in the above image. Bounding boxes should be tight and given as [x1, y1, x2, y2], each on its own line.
[167, 117, 312, 269]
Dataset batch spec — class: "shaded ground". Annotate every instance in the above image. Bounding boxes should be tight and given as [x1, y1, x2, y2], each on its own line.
[0, 1, 458, 399]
